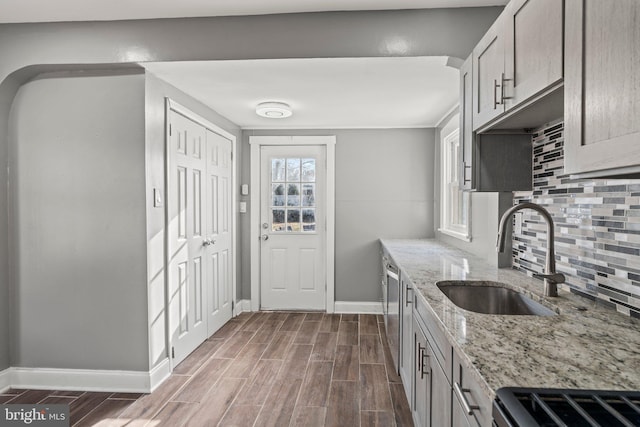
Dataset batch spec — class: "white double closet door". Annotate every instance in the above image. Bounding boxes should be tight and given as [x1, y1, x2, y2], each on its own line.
[167, 109, 233, 366]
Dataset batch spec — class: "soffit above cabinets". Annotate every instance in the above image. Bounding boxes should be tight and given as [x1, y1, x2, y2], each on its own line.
[143, 57, 460, 129]
[1, 0, 508, 24]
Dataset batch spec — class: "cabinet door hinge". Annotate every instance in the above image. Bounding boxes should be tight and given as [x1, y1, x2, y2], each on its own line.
[171, 346, 175, 359]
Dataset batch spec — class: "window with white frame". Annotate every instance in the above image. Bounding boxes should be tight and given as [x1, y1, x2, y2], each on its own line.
[440, 129, 471, 240]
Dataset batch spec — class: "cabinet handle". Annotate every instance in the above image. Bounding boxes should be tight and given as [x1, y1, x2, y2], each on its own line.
[500, 73, 512, 105]
[417, 343, 426, 374]
[420, 347, 429, 379]
[463, 162, 472, 184]
[493, 79, 501, 109]
[454, 382, 480, 415]
[405, 286, 412, 306]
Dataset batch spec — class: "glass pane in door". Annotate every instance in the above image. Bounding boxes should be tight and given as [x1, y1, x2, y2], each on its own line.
[272, 159, 285, 182]
[270, 157, 317, 233]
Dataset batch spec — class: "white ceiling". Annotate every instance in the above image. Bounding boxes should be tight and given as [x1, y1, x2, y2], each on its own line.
[1, 0, 507, 23]
[143, 57, 460, 129]
[2, 1, 503, 130]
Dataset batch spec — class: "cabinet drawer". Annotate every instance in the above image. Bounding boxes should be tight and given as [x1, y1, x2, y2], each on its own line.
[413, 294, 451, 383]
[453, 351, 492, 427]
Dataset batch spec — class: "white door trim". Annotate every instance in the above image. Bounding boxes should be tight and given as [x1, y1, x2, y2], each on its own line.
[164, 98, 237, 371]
[250, 136, 336, 313]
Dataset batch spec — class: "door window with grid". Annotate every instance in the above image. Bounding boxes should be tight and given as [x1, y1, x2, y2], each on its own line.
[270, 158, 316, 232]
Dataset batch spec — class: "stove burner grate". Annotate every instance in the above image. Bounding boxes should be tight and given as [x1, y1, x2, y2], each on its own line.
[494, 388, 640, 427]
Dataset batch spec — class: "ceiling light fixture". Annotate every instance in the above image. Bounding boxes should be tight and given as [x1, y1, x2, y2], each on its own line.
[256, 102, 293, 119]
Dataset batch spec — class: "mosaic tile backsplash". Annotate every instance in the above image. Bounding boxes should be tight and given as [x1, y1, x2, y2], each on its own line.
[512, 120, 640, 318]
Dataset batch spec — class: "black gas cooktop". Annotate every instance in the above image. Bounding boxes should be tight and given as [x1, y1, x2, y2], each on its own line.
[493, 387, 640, 427]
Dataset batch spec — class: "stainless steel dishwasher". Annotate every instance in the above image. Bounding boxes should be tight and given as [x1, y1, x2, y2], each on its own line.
[383, 256, 400, 373]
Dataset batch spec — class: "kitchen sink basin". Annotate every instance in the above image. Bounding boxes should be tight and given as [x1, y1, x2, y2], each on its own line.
[436, 281, 556, 316]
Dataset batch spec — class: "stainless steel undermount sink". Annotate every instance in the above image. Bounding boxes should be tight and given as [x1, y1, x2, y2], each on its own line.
[436, 281, 556, 316]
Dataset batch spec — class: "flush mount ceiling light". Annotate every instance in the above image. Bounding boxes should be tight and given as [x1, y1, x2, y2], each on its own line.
[256, 102, 293, 119]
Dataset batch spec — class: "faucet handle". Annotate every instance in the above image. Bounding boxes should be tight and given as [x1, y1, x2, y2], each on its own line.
[533, 272, 565, 284]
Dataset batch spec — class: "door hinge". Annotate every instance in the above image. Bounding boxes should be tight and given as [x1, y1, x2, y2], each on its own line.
[231, 151, 233, 161]
[232, 300, 235, 310]
[169, 124, 172, 136]
[171, 346, 175, 359]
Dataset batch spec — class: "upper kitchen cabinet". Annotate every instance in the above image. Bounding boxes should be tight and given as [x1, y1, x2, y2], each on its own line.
[503, 0, 563, 109]
[564, 0, 640, 176]
[473, 0, 564, 132]
[472, 15, 506, 129]
[459, 56, 474, 191]
[459, 53, 533, 192]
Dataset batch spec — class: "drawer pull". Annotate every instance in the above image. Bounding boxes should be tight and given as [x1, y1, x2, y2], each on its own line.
[454, 381, 480, 415]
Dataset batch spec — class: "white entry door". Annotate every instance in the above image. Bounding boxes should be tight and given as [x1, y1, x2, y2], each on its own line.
[167, 109, 233, 366]
[260, 145, 326, 310]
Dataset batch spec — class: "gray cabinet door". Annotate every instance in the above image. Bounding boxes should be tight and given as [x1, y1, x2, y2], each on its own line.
[459, 55, 474, 190]
[503, 0, 563, 109]
[430, 356, 451, 427]
[472, 14, 505, 130]
[413, 318, 429, 427]
[399, 275, 413, 399]
[452, 392, 474, 427]
[453, 353, 492, 427]
[565, 0, 640, 175]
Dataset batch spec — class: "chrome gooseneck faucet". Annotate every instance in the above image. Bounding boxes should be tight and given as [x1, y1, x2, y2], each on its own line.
[497, 202, 565, 297]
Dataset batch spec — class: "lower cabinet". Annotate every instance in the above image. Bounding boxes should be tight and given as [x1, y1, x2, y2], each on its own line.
[413, 318, 429, 427]
[412, 313, 452, 426]
[452, 351, 493, 427]
[399, 271, 413, 398]
[431, 353, 451, 426]
[408, 291, 490, 427]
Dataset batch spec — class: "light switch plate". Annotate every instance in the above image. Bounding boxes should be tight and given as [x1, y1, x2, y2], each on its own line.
[239, 202, 247, 213]
[241, 184, 249, 196]
[154, 188, 163, 208]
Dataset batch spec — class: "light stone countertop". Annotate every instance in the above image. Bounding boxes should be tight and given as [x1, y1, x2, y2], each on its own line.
[380, 238, 640, 401]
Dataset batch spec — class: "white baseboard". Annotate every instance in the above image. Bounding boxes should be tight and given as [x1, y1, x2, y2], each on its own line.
[149, 358, 171, 393]
[334, 301, 383, 314]
[235, 299, 252, 314]
[8, 366, 158, 393]
[0, 368, 11, 393]
[235, 300, 382, 314]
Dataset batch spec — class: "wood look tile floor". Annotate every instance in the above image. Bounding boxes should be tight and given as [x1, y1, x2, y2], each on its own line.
[0, 312, 413, 427]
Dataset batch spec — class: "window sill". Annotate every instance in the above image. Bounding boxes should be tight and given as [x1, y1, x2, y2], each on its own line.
[438, 228, 471, 243]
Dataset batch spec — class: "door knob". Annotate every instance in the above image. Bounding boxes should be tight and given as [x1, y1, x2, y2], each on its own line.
[262, 222, 269, 229]
[202, 238, 216, 247]
[261, 234, 269, 241]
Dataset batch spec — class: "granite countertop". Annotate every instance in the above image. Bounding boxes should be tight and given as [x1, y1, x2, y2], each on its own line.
[380, 238, 640, 401]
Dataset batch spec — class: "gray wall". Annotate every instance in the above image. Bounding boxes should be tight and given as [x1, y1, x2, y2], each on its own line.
[9, 71, 149, 370]
[0, 8, 502, 370]
[243, 128, 436, 302]
[144, 72, 241, 367]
